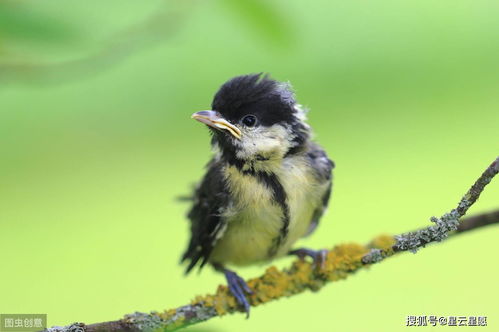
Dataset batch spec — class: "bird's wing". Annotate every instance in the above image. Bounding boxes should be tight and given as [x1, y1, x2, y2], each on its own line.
[304, 142, 334, 236]
[181, 158, 229, 274]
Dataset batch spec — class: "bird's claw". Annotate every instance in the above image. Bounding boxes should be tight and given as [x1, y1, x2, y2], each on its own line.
[289, 248, 328, 270]
[224, 269, 253, 317]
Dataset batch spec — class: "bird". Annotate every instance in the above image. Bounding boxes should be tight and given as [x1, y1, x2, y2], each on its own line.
[181, 73, 334, 316]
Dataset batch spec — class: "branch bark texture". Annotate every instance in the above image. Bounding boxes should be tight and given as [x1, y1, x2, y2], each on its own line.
[43, 157, 499, 332]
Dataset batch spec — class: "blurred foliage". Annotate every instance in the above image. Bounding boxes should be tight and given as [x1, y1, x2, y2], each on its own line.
[0, 2, 72, 43]
[219, 0, 293, 47]
[0, 0, 294, 84]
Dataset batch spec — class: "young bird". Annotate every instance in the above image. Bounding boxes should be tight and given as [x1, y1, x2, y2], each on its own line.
[182, 74, 334, 315]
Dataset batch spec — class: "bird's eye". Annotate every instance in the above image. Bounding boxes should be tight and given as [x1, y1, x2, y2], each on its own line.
[241, 114, 257, 127]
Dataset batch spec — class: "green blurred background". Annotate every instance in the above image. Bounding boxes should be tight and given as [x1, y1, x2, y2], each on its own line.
[1, 0, 498, 331]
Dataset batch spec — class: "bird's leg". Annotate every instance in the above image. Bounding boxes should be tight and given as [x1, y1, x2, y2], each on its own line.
[288, 248, 328, 270]
[213, 263, 253, 317]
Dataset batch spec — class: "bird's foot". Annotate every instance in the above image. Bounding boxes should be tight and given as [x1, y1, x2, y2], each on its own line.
[289, 248, 328, 270]
[215, 265, 253, 317]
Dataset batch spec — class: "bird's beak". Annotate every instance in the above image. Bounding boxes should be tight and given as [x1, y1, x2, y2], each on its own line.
[191, 110, 242, 139]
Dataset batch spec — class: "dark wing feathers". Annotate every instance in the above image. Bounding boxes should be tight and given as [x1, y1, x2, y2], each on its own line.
[307, 142, 334, 182]
[181, 159, 229, 274]
[304, 143, 334, 236]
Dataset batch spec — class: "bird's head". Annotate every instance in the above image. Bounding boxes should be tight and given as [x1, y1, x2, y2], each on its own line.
[192, 74, 310, 164]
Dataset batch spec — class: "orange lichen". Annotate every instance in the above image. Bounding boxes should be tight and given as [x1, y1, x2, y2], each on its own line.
[187, 241, 379, 317]
[369, 234, 396, 251]
[158, 309, 178, 321]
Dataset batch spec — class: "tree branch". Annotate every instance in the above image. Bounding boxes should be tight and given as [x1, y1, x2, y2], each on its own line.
[43, 157, 499, 332]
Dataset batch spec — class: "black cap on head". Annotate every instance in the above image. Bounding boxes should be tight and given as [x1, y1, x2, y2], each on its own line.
[211, 73, 297, 127]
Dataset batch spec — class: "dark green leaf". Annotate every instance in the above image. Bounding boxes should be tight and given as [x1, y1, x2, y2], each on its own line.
[0, 2, 74, 43]
[219, 0, 294, 47]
